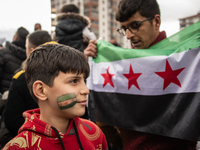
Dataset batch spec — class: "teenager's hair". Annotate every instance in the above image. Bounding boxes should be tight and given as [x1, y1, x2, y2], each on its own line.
[116, 0, 160, 22]
[27, 31, 52, 49]
[16, 27, 29, 41]
[25, 44, 90, 102]
[59, 4, 79, 13]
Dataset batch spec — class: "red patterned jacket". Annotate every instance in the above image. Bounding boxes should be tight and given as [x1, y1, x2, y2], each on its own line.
[2, 108, 108, 150]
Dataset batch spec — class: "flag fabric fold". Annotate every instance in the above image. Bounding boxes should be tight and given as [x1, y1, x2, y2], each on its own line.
[87, 21, 200, 141]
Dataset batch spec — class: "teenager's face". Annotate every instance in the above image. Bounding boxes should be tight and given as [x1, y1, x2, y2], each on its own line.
[45, 71, 89, 119]
[120, 11, 160, 49]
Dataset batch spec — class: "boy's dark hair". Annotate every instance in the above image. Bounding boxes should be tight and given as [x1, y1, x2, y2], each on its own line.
[116, 0, 160, 22]
[16, 27, 29, 41]
[25, 44, 90, 102]
[59, 4, 79, 13]
[27, 31, 52, 49]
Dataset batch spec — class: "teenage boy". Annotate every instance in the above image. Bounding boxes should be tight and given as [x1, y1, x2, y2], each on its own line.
[3, 31, 51, 141]
[84, 0, 197, 149]
[2, 44, 108, 150]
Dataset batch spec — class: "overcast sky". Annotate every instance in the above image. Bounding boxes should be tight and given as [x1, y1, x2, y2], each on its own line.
[0, 0, 200, 42]
[0, 0, 51, 42]
[157, 0, 200, 37]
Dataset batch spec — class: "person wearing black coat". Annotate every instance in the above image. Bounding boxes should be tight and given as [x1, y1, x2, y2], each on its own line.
[55, 4, 96, 53]
[0, 31, 51, 148]
[0, 27, 29, 94]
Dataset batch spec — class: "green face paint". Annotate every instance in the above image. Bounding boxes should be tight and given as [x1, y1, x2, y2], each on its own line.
[57, 93, 77, 110]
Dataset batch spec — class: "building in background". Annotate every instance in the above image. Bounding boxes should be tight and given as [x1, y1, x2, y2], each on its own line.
[179, 12, 200, 30]
[51, 0, 131, 48]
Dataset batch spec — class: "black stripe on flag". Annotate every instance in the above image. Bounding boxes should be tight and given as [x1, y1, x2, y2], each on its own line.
[88, 90, 200, 141]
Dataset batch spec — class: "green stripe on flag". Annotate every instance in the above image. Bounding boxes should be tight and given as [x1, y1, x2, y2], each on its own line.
[94, 21, 200, 63]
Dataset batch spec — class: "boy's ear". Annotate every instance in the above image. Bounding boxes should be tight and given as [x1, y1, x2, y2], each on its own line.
[33, 81, 48, 101]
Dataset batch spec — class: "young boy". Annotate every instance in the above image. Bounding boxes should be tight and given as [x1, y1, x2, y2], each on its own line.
[2, 44, 108, 150]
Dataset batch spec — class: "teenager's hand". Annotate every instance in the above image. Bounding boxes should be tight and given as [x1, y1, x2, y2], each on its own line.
[84, 40, 98, 60]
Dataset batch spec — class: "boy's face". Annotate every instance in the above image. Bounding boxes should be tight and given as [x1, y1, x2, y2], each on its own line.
[45, 71, 89, 119]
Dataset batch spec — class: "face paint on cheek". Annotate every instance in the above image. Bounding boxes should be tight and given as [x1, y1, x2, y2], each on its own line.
[57, 93, 77, 110]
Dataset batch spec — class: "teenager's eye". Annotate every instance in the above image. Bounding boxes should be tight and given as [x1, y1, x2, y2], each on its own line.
[129, 22, 139, 29]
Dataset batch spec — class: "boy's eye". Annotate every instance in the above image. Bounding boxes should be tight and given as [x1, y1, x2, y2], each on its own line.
[129, 22, 139, 29]
[70, 79, 78, 84]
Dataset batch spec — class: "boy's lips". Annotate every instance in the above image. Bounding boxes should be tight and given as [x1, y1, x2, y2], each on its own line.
[77, 100, 87, 106]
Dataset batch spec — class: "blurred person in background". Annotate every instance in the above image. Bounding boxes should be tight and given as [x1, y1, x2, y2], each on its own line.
[0, 26, 28, 148]
[0, 31, 52, 148]
[110, 37, 121, 47]
[34, 23, 42, 31]
[0, 27, 29, 94]
[0, 38, 5, 49]
[55, 4, 96, 53]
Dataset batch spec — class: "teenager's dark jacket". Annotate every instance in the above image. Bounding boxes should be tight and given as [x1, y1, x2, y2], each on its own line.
[0, 41, 26, 94]
[4, 71, 38, 136]
[55, 12, 91, 53]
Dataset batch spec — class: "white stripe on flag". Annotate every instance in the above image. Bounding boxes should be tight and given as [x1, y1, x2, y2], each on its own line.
[87, 47, 200, 96]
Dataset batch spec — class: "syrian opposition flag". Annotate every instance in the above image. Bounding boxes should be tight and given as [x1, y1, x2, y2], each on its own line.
[87, 21, 200, 141]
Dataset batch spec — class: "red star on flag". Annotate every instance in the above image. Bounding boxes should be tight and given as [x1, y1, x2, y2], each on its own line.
[123, 64, 142, 90]
[101, 67, 115, 88]
[155, 60, 185, 90]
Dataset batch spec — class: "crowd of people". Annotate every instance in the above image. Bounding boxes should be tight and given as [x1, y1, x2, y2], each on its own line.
[0, 0, 198, 149]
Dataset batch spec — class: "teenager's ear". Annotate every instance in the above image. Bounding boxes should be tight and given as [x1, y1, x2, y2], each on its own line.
[33, 81, 47, 101]
[154, 14, 161, 30]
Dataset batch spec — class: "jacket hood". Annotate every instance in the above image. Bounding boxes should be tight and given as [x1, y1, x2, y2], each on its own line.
[19, 108, 78, 139]
[56, 12, 91, 28]
[5, 41, 26, 60]
[4, 108, 108, 150]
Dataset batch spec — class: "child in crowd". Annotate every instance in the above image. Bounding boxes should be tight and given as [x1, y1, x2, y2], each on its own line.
[2, 43, 108, 150]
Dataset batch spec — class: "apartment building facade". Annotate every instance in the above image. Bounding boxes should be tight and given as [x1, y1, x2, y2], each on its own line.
[179, 12, 200, 30]
[51, 0, 130, 48]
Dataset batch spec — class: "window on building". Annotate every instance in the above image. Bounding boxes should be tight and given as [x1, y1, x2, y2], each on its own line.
[92, 11, 98, 18]
[180, 25, 186, 28]
[90, 28, 99, 38]
[84, 11, 89, 17]
[189, 18, 193, 23]
[56, 1, 59, 6]
[181, 19, 186, 23]
[92, 20, 99, 26]
[92, 0, 98, 3]
[92, 5, 98, 11]
[62, 0, 66, 4]
[84, 5, 89, 9]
